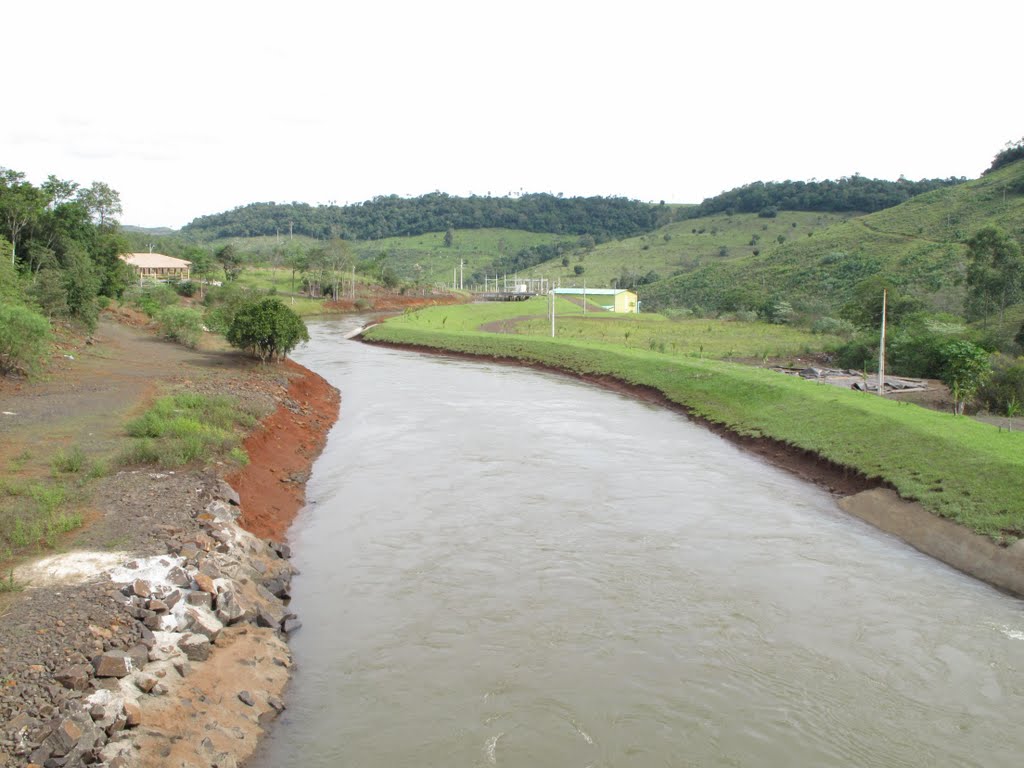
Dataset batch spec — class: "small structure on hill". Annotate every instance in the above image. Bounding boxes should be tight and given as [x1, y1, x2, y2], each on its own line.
[553, 287, 638, 313]
[120, 253, 191, 282]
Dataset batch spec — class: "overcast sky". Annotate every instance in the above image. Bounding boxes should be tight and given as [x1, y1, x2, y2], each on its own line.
[6, 1, 1022, 228]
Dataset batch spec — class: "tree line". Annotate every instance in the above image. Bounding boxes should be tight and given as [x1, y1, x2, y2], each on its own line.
[679, 175, 965, 220]
[181, 192, 663, 242]
[0, 169, 130, 326]
[0, 168, 135, 374]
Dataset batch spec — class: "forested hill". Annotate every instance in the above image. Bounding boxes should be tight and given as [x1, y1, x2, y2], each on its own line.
[181, 193, 664, 242]
[680, 175, 966, 220]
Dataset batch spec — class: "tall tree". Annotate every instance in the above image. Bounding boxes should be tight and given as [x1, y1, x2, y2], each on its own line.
[964, 226, 1024, 325]
[0, 168, 47, 265]
[77, 181, 122, 227]
[216, 244, 244, 282]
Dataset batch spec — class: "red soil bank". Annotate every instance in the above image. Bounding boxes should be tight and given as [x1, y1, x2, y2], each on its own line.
[227, 360, 340, 542]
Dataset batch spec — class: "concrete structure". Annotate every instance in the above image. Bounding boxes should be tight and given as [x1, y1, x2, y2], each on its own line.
[120, 253, 191, 282]
[553, 287, 639, 313]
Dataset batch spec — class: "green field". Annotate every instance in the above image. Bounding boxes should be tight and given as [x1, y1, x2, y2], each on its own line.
[419, 298, 843, 360]
[366, 302, 1024, 542]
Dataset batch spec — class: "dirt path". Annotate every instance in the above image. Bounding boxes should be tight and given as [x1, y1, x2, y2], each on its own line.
[0, 317, 262, 471]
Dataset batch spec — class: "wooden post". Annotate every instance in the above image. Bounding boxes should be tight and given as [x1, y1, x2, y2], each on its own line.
[878, 289, 887, 397]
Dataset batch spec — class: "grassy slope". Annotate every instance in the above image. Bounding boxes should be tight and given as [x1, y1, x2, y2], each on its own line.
[365, 301, 1024, 542]
[518, 211, 856, 286]
[351, 228, 566, 284]
[640, 160, 1024, 314]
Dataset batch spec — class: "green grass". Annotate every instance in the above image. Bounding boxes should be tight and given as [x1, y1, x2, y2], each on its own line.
[519, 211, 856, 287]
[0, 479, 83, 554]
[366, 305, 1024, 542]
[119, 393, 261, 468]
[398, 298, 842, 360]
[51, 446, 86, 474]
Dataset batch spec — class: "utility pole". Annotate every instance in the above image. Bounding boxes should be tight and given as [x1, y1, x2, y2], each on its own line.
[583, 279, 586, 315]
[460, 259, 464, 291]
[878, 289, 887, 397]
[550, 288, 556, 337]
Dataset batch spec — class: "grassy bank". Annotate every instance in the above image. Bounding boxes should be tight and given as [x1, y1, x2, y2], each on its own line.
[364, 303, 1024, 542]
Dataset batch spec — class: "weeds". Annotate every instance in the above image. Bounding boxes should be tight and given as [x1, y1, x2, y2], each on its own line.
[9, 450, 32, 471]
[52, 446, 86, 474]
[120, 392, 258, 468]
[0, 570, 24, 593]
[87, 458, 111, 479]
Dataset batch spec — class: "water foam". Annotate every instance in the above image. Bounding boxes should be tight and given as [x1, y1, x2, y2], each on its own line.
[484, 733, 503, 764]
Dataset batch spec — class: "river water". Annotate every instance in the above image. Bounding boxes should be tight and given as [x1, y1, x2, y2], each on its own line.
[252, 317, 1024, 767]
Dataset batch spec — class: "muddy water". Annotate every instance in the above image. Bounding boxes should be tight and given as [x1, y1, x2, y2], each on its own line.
[252, 318, 1024, 767]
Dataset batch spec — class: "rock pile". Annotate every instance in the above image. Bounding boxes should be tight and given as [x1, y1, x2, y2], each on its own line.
[1, 480, 298, 767]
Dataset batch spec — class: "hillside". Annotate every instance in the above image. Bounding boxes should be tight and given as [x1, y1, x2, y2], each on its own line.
[515, 211, 856, 288]
[640, 159, 1024, 315]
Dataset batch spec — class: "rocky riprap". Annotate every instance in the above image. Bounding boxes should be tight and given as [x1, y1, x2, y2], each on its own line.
[0, 480, 298, 768]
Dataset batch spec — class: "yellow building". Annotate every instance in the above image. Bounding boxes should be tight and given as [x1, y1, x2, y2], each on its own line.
[553, 288, 639, 313]
[120, 253, 192, 282]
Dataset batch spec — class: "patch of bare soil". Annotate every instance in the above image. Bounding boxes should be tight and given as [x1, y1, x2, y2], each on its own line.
[226, 360, 340, 543]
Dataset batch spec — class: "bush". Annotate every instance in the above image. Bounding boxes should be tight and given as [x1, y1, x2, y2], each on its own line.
[0, 302, 52, 376]
[811, 317, 856, 336]
[155, 306, 204, 348]
[978, 354, 1024, 414]
[940, 340, 991, 415]
[174, 280, 197, 297]
[226, 298, 309, 362]
[203, 285, 258, 333]
[130, 283, 179, 318]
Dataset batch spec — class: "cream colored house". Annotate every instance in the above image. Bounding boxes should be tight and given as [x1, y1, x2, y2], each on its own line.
[553, 288, 639, 313]
[121, 253, 192, 282]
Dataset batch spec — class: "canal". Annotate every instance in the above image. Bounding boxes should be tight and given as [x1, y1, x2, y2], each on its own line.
[251, 317, 1024, 767]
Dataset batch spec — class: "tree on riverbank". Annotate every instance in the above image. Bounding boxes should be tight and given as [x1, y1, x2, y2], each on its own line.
[226, 298, 309, 362]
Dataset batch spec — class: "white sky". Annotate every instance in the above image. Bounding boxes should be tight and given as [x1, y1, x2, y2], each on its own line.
[5, 0, 1022, 228]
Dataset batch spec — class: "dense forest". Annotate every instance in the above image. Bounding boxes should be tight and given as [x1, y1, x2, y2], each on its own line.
[680, 175, 965, 220]
[182, 193, 665, 242]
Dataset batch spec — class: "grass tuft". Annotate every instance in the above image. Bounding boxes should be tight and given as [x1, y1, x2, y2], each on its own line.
[52, 446, 87, 474]
[120, 392, 258, 468]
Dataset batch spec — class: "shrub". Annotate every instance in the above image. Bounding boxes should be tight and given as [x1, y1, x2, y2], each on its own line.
[811, 317, 856, 336]
[174, 280, 197, 297]
[226, 298, 309, 362]
[978, 354, 1024, 414]
[0, 302, 52, 376]
[155, 306, 204, 348]
[52, 446, 86, 474]
[132, 283, 179, 317]
[203, 285, 258, 333]
[940, 340, 991, 415]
